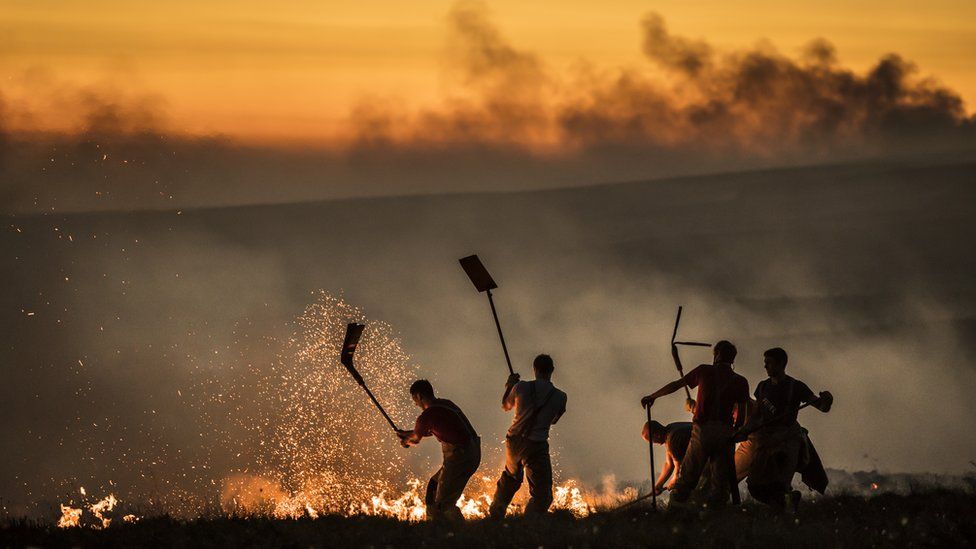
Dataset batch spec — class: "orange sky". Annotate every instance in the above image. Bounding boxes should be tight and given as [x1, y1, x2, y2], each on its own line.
[3, 0, 974, 144]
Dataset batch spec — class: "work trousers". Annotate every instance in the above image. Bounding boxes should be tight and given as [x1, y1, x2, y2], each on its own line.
[425, 437, 481, 522]
[671, 421, 735, 507]
[741, 423, 804, 507]
[489, 436, 553, 519]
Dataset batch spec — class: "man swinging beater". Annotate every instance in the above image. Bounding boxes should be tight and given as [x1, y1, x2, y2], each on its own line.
[489, 354, 568, 519]
[397, 379, 482, 522]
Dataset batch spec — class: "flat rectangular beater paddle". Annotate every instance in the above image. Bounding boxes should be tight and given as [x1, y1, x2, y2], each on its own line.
[459, 254, 514, 375]
[340, 322, 401, 432]
[670, 306, 697, 404]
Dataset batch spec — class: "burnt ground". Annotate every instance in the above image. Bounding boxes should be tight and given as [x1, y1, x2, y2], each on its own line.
[2, 490, 974, 548]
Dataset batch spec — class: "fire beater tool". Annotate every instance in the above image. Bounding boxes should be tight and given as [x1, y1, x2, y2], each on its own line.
[671, 306, 711, 411]
[672, 307, 740, 505]
[459, 254, 514, 375]
[645, 403, 658, 511]
[340, 322, 401, 431]
[614, 408, 662, 511]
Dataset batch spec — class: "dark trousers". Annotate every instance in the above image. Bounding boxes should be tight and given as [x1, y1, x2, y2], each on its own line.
[489, 436, 553, 519]
[671, 421, 736, 507]
[743, 424, 804, 507]
[425, 437, 481, 521]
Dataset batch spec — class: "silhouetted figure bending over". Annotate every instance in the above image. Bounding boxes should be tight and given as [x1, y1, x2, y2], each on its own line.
[643, 420, 693, 495]
[397, 380, 481, 522]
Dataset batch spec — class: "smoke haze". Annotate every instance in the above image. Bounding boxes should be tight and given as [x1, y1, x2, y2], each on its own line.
[2, 155, 974, 517]
[1, 3, 974, 213]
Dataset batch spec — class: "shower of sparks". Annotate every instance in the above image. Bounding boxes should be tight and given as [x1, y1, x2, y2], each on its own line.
[55, 291, 620, 524]
[216, 291, 421, 516]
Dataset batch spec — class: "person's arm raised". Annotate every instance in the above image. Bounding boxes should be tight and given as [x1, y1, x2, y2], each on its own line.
[502, 373, 520, 411]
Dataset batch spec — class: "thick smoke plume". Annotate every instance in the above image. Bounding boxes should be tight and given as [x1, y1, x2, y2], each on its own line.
[356, 4, 974, 154]
[1, 3, 973, 213]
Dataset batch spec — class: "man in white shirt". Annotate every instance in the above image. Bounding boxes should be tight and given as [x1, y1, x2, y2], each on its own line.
[488, 354, 568, 520]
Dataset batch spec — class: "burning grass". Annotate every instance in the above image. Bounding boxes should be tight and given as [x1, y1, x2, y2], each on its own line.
[8, 491, 975, 548]
[46, 292, 614, 525]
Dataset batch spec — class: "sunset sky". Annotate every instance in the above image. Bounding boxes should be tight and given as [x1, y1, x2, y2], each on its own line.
[3, 0, 975, 145]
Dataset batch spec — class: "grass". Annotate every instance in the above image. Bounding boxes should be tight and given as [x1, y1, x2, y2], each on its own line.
[2, 491, 974, 548]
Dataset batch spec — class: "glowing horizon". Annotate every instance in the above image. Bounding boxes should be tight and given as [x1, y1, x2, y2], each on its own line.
[3, 0, 975, 146]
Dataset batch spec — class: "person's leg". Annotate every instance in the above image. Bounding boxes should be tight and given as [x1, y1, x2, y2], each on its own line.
[734, 437, 756, 482]
[425, 468, 442, 512]
[692, 422, 732, 507]
[765, 432, 803, 511]
[523, 440, 553, 516]
[670, 424, 707, 503]
[705, 430, 736, 507]
[745, 432, 789, 509]
[434, 442, 482, 522]
[489, 438, 524, 520]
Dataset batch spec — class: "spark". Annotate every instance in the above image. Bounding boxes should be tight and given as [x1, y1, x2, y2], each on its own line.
[51, 292, 611, 523]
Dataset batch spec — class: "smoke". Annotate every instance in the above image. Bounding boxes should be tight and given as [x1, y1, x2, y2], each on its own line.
[640, 13, 713, 77]
[351, 3, 974, 157]
[1, 3, 974, 213]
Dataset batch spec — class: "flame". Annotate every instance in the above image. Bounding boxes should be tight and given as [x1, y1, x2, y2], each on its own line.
[352, 478, 427, 521]
[50, 294, 629, 524]
[216, 473, 599, 522]
[90, 494, 118, 529]
[350, 477, 593, 521]
[57, 505, 82, 528]
[553, 480, 594, 518]
[57, 491, 131, 528]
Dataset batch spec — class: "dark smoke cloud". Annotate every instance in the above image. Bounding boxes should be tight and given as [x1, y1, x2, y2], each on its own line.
[1, 3, 974, 214]
[640, 13, 714, 76]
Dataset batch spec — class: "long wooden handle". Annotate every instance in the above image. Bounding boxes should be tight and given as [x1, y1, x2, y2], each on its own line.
[487, 290, 515, 375]
[359, 382, 399, 432]
[646, 404, 657, 511]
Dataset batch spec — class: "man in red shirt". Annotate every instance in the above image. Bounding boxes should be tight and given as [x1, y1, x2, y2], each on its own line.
[396, 379, 481, 522]
[641, 340, 750, 507]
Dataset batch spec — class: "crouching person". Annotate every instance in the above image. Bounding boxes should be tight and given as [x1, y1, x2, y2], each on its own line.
[643, 420, 693, 495]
